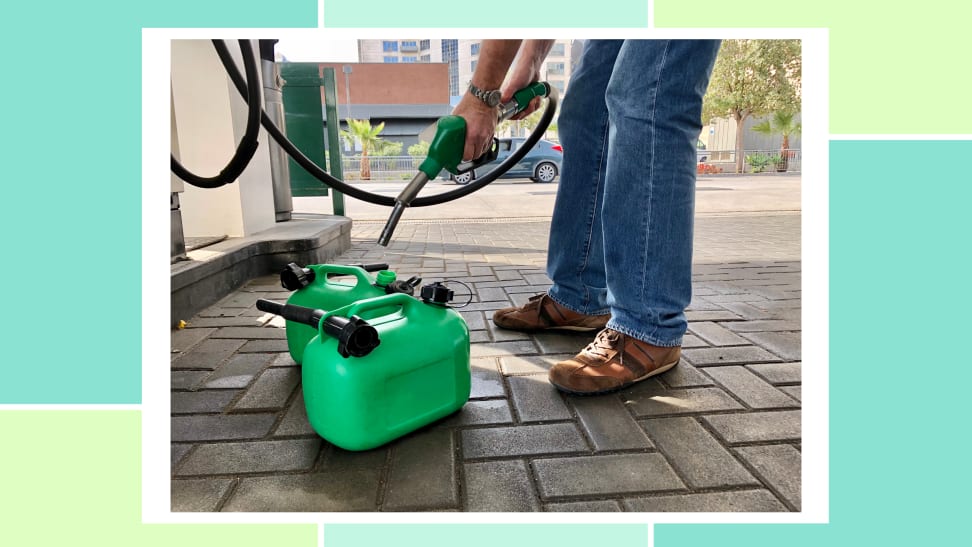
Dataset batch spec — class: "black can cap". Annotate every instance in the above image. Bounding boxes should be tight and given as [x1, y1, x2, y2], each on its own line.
[420, 282, 454, 305]
[281, 263, 315, 290]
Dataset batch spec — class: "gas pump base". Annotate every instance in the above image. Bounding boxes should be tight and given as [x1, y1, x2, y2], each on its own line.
[171, 216, 351, 328]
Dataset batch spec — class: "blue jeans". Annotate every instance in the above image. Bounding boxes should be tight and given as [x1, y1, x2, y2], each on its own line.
[546, 39, 721, 347]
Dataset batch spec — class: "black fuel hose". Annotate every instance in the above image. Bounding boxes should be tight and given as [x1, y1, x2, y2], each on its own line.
[214, 40, 558, 207]
[170, 40, 262, 189]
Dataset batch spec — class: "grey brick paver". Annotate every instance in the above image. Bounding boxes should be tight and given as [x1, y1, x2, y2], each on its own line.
[463, 460, 540, 512]
[383, 428, 458, 511]
[571, 396, 653, 451]
[689, 322, 750, 346]
[660, 362, 716, 388]
[201, 353, 272, 389]
[171, 216, 802, 513]
[704, 366, 801, 409]
[462, 424, 587, 459]
[222, 449, 385, 512]
[508, 375, 572, 422]
[622, 489, 787, 512]
[232, 367, 300, 410]
[470, 340, 539, 358]
[746, 362, 802, 384]
[171, 327, 215, 354]
[736, 445, 802, 510]
[499, 354, 570, 375]
[211, 326, 286, 340]
[171, 478, 234, 512]
[682, 346, 783, 366]
[176, 438, 322, 476]
[171, 390, 240, 414]
[545, 500, 622, 512]
[533, 453, 684, 498]
[779, 386, 801, 401]
[642, 417, 757, 488]
[738, 331, 802, 361]
[469, 358, 507, 398]
[725, 320, 801, 332]
[623, 381, 744, 417]
[703, 410, 802, 443]
[172, 338, 244, 370]
[442, 399, 513, 426]
[274, 390, 317, 437]
[238, 340, 289, 353]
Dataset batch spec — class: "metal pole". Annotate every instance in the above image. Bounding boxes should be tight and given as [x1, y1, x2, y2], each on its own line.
[342, 65, 353, 121]
[323, 68, 346, 216]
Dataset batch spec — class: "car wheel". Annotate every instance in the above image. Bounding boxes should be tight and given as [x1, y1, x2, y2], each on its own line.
[533, 162, 558, 183]
[453, 171, 474, 185]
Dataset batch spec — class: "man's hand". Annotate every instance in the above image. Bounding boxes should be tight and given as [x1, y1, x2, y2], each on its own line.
[452, 94, 498, 163]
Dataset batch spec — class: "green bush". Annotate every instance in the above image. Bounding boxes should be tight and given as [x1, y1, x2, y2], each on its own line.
[746, 153, 777, 173]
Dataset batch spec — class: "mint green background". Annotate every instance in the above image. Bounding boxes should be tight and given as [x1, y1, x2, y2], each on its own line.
[322, 1, 648, 27]
[2, 1, 967, 546]
[327, 525, 648, 545]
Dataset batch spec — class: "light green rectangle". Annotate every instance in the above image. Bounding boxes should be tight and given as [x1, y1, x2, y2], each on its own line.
[655, 0, 972, 133]
[0, 411, 317, 545]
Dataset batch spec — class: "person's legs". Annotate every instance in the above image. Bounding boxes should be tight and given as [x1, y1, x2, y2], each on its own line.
[601, 39, 721, 347]
[547, 39, 720, 395]
[544, 39, 624, 316]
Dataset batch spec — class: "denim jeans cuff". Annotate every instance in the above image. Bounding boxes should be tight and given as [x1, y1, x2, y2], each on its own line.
[606, 320, 682, 348]
[546, 290, 610, 317]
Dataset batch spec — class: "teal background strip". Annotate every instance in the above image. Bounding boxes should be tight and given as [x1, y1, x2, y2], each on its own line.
[0, 0, 316, 404]
[656, 139, 972, 545]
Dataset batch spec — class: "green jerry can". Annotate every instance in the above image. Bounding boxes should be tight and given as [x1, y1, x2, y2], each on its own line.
[280, 263, 400, 365]
[301, 292, 471, 451]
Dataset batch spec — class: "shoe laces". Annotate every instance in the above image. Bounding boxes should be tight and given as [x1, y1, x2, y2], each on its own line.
[584, 329, 622, 358]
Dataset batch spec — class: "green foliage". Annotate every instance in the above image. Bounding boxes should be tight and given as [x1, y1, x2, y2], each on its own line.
[752, 111, 802, 141]
[408, 141, 430, 157]
[372, 140, 403, 156]
[339, 118, 386, 179]
[703, 39, 801, 172]
[746, 153, 777, 173]
[703, 39, 802, 124]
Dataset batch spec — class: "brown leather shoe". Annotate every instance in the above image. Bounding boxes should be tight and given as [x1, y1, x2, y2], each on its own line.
[493, 294, 610, 332]
[549, 328, 680, 395]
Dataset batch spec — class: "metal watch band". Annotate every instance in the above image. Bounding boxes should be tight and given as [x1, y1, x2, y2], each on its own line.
[467, 82, 501, 107]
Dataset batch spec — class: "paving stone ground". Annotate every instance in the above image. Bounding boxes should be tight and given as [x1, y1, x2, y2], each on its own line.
[170, 212, 801, 512]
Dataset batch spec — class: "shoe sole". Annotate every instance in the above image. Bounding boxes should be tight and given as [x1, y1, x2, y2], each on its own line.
[550, 359, 680, 396]
[493, 323, 607, 333]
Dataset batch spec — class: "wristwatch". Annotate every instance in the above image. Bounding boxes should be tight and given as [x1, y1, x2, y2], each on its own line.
[468, 82, 502, 107]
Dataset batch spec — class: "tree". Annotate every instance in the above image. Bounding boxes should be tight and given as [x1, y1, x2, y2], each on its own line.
[340, 119, 385, 180]
[752, 110, 802, 171]
[703, 39, 801, 173]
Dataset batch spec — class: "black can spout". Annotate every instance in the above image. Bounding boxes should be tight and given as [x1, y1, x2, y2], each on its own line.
[256, 299, 381, 358]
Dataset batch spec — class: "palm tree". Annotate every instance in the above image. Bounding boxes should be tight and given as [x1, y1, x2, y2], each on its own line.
[341, 119, 385, 180]
[752, 111, 801, 172]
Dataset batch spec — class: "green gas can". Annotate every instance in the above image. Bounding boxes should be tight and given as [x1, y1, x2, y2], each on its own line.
[281, 263, 393, 364]
[301, 292, 471, 451]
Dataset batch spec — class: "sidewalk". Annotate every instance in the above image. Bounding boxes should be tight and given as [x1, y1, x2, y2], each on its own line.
[170, 211, 801, 512]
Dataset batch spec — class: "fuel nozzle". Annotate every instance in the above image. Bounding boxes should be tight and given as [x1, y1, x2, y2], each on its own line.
[256, 299, 380, 358]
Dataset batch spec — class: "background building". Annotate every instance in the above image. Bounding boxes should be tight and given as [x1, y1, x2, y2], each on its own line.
[315, 62, 452, 150]
[361, 38, 579, 106]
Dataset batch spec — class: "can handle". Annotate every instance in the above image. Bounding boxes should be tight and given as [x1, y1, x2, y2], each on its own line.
[309, 263, 374, 288]
[341, 292, 417, 325]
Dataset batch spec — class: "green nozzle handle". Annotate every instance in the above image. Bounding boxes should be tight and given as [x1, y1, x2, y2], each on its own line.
[418, 82, 552, 180]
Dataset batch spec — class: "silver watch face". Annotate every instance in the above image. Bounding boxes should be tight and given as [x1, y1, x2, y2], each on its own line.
[484, 90, 502, 107]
